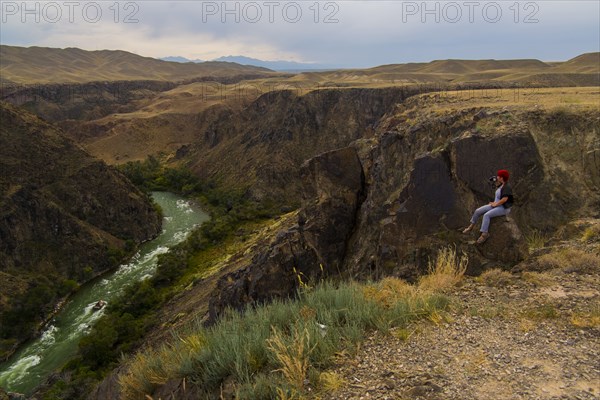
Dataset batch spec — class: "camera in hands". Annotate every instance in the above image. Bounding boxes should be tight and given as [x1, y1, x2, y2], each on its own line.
[488, 175, 499, 188]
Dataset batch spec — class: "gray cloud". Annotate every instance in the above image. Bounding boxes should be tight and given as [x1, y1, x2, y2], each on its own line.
[0, 1, 598, 67]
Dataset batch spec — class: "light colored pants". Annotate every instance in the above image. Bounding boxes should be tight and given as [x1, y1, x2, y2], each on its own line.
[470, 205, 509, 233]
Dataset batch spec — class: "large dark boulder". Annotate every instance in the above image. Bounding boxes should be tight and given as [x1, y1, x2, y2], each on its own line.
[208, 226, 319, 321]
[450, 131, 544, 200]
[345, 124, 546, 278]
[475, 216, 528, 266]
[451, 214, 529, 275]
[396, 152, 465, 236]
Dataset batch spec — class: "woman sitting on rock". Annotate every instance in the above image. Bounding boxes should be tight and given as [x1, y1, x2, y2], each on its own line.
[463, 169, 513, 244]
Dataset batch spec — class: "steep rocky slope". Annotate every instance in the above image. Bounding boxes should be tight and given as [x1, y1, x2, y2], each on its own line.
[0, 102, 162, 358]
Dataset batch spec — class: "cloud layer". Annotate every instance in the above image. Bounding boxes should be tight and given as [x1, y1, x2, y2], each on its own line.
[1, 1, 598, 67]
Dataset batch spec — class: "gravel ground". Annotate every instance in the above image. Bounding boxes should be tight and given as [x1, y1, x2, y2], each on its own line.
[321, 265, 600, 400]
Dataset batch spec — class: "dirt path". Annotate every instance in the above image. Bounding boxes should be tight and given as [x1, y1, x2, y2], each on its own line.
[323, 264, 600, 400]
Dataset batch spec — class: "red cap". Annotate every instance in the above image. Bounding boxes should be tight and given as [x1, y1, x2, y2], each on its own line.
[497, 169, 509, 182]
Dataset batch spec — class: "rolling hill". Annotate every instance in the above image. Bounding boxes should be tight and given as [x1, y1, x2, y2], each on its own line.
[3, 46, 597, 87]
[299, 53, 599, 86]
[550, 52, 600, 73]
[0, 45, 276, 84]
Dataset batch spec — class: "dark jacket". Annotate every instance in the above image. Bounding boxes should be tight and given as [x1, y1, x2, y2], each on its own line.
[500, 183, 513, 208]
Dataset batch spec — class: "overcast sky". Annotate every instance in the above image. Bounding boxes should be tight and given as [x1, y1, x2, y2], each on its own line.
[1, 1, 598, 67]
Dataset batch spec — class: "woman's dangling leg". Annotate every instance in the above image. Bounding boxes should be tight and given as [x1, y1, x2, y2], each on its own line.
[471, 205, 493, 226]
[481, 207, 508, 233]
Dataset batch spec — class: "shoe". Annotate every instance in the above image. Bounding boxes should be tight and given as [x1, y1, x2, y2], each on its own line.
[462, 224, 474, 234]
[476, 233, 489, 244]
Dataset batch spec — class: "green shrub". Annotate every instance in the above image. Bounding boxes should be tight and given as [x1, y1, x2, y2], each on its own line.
[79, 319, 119, 370]
[111, 255, 460, 399]
[120, 275, 453, 399]
[236, 373, 278, 400]
[1, 278, 58, 338]
[58, 279, 79, 296]
[117, 156, 202, 195]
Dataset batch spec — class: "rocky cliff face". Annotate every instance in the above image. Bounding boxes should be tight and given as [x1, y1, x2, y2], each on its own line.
[208, 147, 366, 321]
[187, 87, 432, 205]
[0, 102, 161, 355]
[208, 96, 599, 318]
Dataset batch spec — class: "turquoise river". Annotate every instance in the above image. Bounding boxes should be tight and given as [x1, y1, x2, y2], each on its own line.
[0, 192, 209, 395]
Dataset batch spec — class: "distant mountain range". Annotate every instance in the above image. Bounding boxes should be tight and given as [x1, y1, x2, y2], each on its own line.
[161, 55, 336, 72]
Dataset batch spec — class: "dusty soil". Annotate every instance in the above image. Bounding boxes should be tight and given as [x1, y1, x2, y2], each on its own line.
[322, 249, 600, 400]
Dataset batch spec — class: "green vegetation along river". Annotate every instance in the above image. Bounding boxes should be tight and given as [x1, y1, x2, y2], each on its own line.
[0, 192, 209, 395]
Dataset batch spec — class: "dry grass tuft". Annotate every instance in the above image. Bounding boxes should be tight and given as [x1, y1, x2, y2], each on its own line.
[537, 248, 600, 273]
[469, 305, 507, 320]
[570, 303, 600, 328]
[392, 327, 414, 341]
[299, 305, 316, 321]
[428, 309, 448, 325]
[119, 351, 167, 399]
[521, 303, 559, 321]
[363, 277, 415, 308]
[418, 246, 468, 293]
[318, 371, 346, 391]
[521, 271, 555, 287]
[478, 268, 514, 287]
[571, 313, 600, 328]
[526, 230, 549, 251]
[266, 327, 314, 391]
[581, 225, 600, 243]
[119, 333, 205, 399]
[518, 318, 537, 332]
[275, 387, 303, 400]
